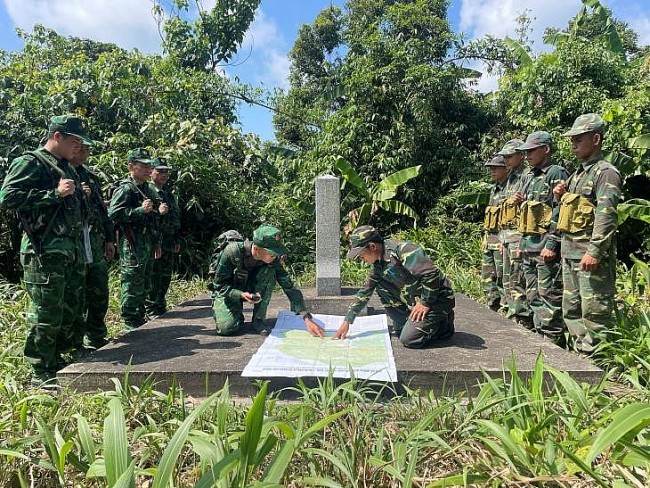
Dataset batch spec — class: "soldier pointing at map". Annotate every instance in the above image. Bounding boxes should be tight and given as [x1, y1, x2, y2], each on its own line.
[334, 226, 455, 348]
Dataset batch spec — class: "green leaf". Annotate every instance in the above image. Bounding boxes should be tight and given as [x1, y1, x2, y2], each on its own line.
[104, 398, 133, 488]
[628, 133, 650, 149]
[586, 402, 650, 464]
[503, 37, 533, 67]
[618, 199, 650, 225]
[375, 165, 421, 193]
[377, 200, 418, 224]
[335, 158, 368, 195]
[152, 392, 220, 488]
[74, 414, 96, 465]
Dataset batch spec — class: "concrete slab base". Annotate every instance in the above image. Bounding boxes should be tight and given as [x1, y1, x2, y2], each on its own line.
[58, 290, 602, 397]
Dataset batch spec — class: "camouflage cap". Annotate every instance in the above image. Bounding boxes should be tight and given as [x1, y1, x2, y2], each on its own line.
[497, 139, 525, 156]
[127, 147, 156, 165]
[252, 225, 287, 257]
[561, 113, 605, 137]
[517, 131, 553, 150]
[152, 157, 171, 171]
[347, 225, 383, 259]
[484, 155, 506, 167]
[49, 115, 93, 144]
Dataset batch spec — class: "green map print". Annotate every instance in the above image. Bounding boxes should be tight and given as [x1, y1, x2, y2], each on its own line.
[275, 329, 388, 368]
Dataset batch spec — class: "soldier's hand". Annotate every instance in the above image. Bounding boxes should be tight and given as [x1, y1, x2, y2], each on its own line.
[333, 321, 350, 340]
[57, 178, 76, 198]
[540, 248, 557, 262]
[172, 243, 181, 253]
[81, 182, 91, 196]
[553, 180, 567, 200]
[305, 318, 325, 338]
[159, 202, 169, 215]
[105, 242, 116, 261]
[409, 301, 430, 323]
[154, 246, 162, 259]
[142, 199, 153, 213]
[513, 191, 525, 204]
[580, 253, 599, 272]
[242, 292, 259, 303]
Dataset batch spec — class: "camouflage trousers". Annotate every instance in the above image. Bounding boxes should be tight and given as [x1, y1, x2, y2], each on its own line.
[377, 286, 455, 349]
[118, 236, 154, 329]
[146, 244, 174, 316]
[522, 252, 564, 339]
[481, 245, 505, 310]
[502, 241, 531, 320]
[83, 258, 110, 346]
[562, 256, 616, 353]
[21, 249, 85, 380]
[212, 265, 275, 335]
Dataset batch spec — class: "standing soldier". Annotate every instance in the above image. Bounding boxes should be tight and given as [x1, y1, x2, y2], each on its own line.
[146, 158, 181, 318]
[514, 132, 568, 342]
[108, 148, 165, 330]
[555, 114, 622, 353]
[497, 139, 533, 326]
[481, 155, 509, 312]
[0, 115, 91, 386]
[71, 141, 116, 350]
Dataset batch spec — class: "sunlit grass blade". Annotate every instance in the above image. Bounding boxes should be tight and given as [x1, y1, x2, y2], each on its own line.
[104, 397, 133, 487]
[74, 413, 96, 466]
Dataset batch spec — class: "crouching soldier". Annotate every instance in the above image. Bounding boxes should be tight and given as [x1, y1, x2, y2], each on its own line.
[334, 225, 455, 348]
[210, 225, 324, 337]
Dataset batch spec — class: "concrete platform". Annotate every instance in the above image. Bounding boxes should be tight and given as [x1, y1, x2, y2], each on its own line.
[58, 289, 602, 397]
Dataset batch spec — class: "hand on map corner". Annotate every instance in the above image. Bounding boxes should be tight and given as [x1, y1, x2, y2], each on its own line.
[305, 318, 325, 338]
[333, 321, 350, 340]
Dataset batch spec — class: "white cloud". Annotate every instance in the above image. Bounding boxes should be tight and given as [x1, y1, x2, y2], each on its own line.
[236, 8, 290, 89]
[4, 0, 162, 53]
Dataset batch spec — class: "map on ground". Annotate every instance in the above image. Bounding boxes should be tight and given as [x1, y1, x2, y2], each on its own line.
[242, 311, 397, 382]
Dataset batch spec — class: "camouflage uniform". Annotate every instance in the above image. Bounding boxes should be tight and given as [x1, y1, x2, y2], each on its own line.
[108, 149, 161, 329]
[516, 132, 569, 340]
[481, 156, 508, 310]
[210, 226, 307, 335]
[345, 226, 455, 349]
[559, 114, 621, 353]
[0, 115, 91, 382]
[497, 140, 532, 322]
[146, 163, 181, 317]
[74, 164, 114, 348]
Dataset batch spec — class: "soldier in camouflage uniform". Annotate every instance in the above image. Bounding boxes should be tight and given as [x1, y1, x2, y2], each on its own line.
[481, 156, 508, 311]
[108, 148, 164, 330]
[514, 132, 569, 341]
[145, 158, 181, 317]
[70, 141, 115, 350]
[555, 114, 622, 353]
[210, 225, 324, 337]
[0, 115, 92, 385]
[497, 139, 533, 326]
[334, 226, 455, 348]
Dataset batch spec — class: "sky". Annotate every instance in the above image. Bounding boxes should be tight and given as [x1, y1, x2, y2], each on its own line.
[0, 0, 648, 141]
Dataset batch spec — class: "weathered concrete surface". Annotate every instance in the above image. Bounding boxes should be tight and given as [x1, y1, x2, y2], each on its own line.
[58, 290, 602, 396]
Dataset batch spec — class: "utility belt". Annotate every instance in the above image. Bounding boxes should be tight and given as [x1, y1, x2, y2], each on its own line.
[518, 201, 552, 235]
[557, 192, 595, 233]
[233, 268, 249, 288]
[499, 197, 520, 229]
[483, 205, 500, 233]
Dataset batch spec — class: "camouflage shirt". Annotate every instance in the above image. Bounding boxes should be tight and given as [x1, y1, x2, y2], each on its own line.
[76, 165, 114, 259]
[150, 184, 181, 247]
[500, 163, 529, 244]
[0, 148, 84, 257]
[560, 152, 621, 260]
[485, 179, 507, 249]
[211, 240, 306, 313]
[518, 161, 569, 253]
[108, 177, 161, 244]
[345, 239, 454, 323]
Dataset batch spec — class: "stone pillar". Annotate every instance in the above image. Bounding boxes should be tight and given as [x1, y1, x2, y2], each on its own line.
[315, 175, 341, 296]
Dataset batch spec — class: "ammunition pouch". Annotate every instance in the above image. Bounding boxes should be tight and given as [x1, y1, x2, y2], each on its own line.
[499, 197, 520, 228]
[483, 205, 501, 232]
[557, 192, 595, 233]
[518, 201, 552, 235]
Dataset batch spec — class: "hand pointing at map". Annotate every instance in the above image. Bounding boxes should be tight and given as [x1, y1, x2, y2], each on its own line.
[305, 317, 325, 338]
[333, 320, 350, 340]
